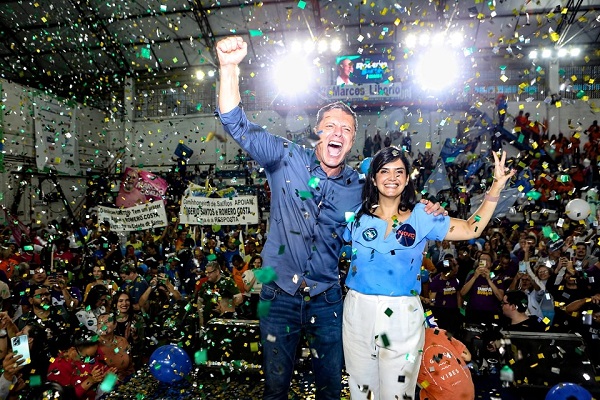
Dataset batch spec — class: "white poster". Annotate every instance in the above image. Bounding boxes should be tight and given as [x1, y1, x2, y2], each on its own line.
[179, 195, 259, 226]
[98, 201, 168, 232]
[33, 94, 80, 174]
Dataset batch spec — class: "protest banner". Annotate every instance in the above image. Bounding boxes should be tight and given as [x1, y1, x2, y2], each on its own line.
[98, 201, 168, 232]
[179, 195, 259, 226]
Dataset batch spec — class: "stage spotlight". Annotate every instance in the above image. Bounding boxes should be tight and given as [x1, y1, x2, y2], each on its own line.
[207, 70, 215, 78]
[317, 39, 328, 53]
[290, 40, 302, 53]
[331, 39, 341, 52]
[195, 70, 205, 80]
[431, 32, 445, 47]
[557, 48, 568, 57]
[419, 33, 430, 46]
[414, 47, 460, 92]
[449, 31, 464, 47]
[405, 33, 417, 49]
[528, 50, 538, 59]
[303, 39, 315, 53]
[273, 55, 313, 94]
[541, 48, 552, 58]
[570, 47, 581, 57]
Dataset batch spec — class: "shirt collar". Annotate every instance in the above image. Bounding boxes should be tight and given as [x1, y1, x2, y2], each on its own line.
[308, 151, 350, 180]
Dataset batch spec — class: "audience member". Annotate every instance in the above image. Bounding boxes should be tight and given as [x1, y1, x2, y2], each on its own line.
[501, 290, 547, 331]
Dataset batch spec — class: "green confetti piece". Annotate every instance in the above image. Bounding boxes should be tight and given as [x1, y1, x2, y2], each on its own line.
[194, 349, 208, 365]
[345, 212, 355, 223]
[307, 176, 320, 189]
[140, 47, 151, 59]
[29, 375, 42, 387]
[99, 373, 118, 392]
[474, 215, 481, 222]
[249, 29, 263, 37]
[297, 190, 313, 200]
[410, 290, 418, 296]
[526, 190, 542, 200]
[257, 300, 271, 318]
[297, 0, 307, 9]
[206, 254, 217, 261]
[278, 245, 286, 255]
[542, 226, 553, 237]
[384, 308, 393, 317]
[254, 266, 278, 284]
[381, 333, 390, 347]
[559, 175, 570, 182]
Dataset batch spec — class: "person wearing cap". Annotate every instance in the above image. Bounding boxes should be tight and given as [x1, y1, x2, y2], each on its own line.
[47, 328, 117, 400]
[501, 290, 546, 331]
[16, 284, 75, 352]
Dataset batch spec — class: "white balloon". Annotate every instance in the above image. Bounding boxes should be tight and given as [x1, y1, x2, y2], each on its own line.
[565, 199, 591, 221]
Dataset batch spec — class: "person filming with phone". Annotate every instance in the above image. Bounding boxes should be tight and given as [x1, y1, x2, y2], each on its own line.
[460, 252, 506, 325]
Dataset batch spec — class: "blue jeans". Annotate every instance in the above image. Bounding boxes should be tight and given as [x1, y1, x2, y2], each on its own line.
[259, 284, 343, 400]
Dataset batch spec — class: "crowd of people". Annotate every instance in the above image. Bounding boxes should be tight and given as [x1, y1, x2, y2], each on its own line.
[0, 35, 597, 400]
[0, 216, 272, 398]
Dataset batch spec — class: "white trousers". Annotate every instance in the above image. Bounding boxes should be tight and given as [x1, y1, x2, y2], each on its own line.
[343, 289, 425, 400]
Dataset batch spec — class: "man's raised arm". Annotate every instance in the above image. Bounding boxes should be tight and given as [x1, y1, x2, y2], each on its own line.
[216, 36, 247, 113]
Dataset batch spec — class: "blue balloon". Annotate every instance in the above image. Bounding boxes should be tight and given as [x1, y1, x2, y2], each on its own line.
[360, 157, 373, 174]
[545, 383, 592, 400]
[149, 345, 192, 383]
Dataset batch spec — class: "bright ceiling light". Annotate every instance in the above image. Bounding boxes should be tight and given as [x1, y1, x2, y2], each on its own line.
[541, 49, 552, 58]
[405, 33, 417, 48]
[290, 40, 302, 53]
[330, 39, 342, 52]
[195, 70, 205, 80]
[570, 47, 581, 57]
[449, 31, 464, 47]
[303, 39, 315, 52]
[207, 70, 215, 78]
[528, 50, 538, 59]
[431, 32, 445, 47]
[414, 47, 460, 92]
[273, 55, 312, 94]
[317, 40, 328, 53]
[419, 33, 430, 46]
[557, 48, 568, 57]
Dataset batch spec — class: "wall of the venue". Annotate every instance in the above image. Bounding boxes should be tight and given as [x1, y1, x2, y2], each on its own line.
[0, 79, 110, 226]
[2, 74, 598, 226]
[122, 97, 597, 172]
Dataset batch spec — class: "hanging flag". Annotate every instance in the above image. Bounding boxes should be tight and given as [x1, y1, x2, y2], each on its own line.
[465, 151, 489, 178]
[423, 158, 451, 196]
[470, 186, 520, 218]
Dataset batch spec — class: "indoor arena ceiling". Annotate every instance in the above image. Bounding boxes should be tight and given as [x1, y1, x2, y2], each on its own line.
[0, 0, 599, 108]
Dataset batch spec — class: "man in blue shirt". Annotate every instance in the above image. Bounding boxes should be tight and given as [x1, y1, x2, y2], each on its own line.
[215, 36, 443, 400]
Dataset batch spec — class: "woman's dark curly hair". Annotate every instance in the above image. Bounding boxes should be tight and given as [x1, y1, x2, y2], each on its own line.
[357, 146, 417, 220]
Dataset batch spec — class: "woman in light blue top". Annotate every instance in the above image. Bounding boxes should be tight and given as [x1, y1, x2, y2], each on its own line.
[343, 146, 515, 400]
